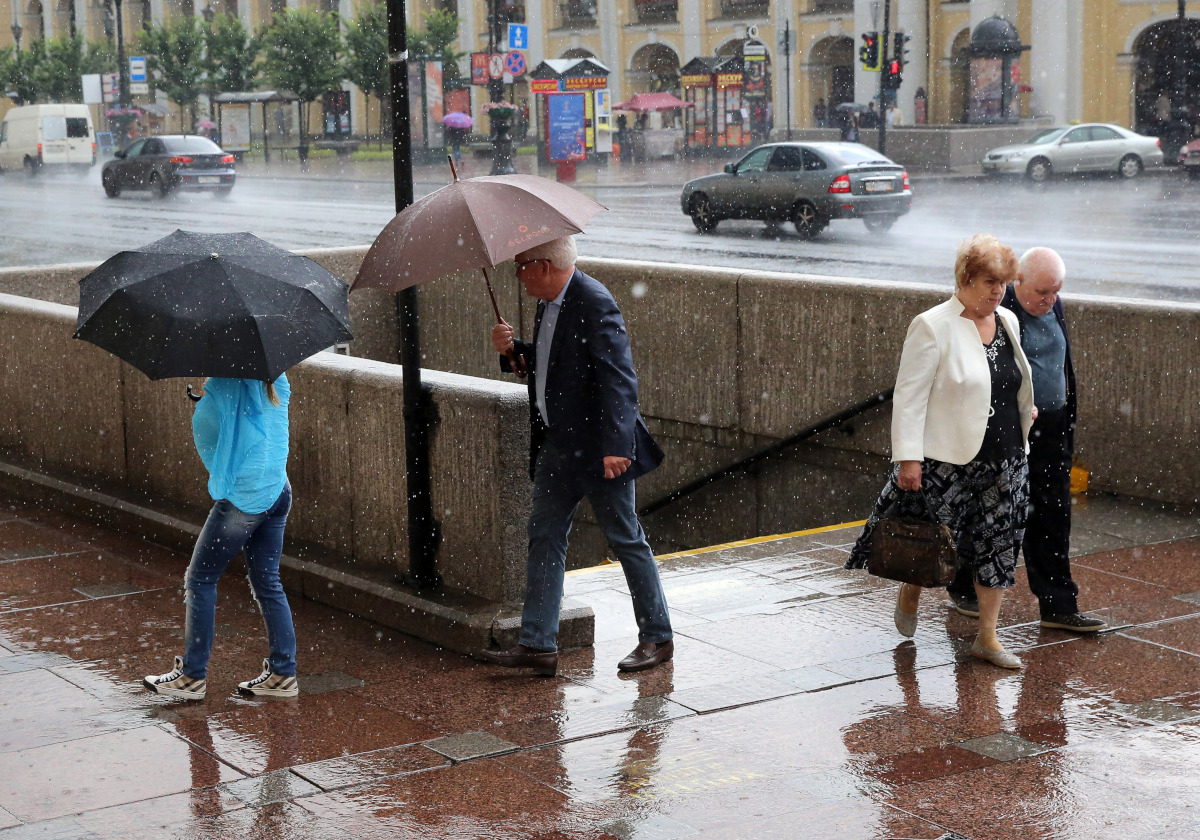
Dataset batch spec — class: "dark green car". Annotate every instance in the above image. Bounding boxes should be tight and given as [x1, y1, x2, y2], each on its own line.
[680, 142, 912, 239]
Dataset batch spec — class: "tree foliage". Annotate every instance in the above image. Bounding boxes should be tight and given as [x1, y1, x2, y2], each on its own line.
[260, 9, 344, 145]
[139, 16, 206, 123]
[344, 2, 388, 138]
[203, 14, 259, 98]
[410, 9, 462, 81]
[1, 41, 45, 104]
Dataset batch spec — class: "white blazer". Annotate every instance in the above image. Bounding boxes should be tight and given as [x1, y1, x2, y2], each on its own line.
[892, 296, 1035, 466]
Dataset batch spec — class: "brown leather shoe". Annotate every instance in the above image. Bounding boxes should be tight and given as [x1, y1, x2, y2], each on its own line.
[618, 640, 674, 672]
[478, 644, 558, 677]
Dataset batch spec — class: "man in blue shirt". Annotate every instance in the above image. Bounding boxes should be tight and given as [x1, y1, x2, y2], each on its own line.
[948, 248, 1105, 632]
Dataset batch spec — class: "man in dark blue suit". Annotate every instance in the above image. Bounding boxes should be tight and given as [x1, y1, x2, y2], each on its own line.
[947, 247, 1105, 632]
[481, 235, 674, 676]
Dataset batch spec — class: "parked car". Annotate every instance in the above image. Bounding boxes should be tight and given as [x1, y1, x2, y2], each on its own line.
[1178, 137, 1200, 178]
[0, 103, 96, 175]
[680, 142, 913, 239]
[102, 135, 236, 198]
[981, 124, 1163, 182]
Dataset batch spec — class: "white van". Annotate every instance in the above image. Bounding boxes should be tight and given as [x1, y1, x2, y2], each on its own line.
[0, 104, 97, 175]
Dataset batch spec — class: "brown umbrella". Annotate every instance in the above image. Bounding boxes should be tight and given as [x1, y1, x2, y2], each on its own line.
[352, 161, 605, 375]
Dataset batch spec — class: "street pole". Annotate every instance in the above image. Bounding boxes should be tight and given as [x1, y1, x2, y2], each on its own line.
[877, 0, 890, 155]
[115, 0, 129, 110]
[387, 0, 442, 590]
[486, 0, 515, 174]
[784, 19, 792, 140]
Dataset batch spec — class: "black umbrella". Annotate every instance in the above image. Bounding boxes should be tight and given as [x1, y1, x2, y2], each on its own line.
[834, 102, 869, 114]
[74, 230, 353, 381]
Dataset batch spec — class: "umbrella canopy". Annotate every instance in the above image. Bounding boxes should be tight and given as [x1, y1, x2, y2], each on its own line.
[612, 92, 693, 112]
[75, 230, 353, 382]
[194, 119, 217, 130]
[442, 111, 474, 129]
[834, 102, 869, 113]
[352, 174, 606, 292]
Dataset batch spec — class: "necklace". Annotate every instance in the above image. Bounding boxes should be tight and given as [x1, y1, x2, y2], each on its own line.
[984, 320, 1007, 363]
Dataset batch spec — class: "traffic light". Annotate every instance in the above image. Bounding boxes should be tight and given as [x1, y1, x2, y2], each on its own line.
[883, 59, 903, 89]
[859, 32, 880, 71]
[893, 32, 912, 69]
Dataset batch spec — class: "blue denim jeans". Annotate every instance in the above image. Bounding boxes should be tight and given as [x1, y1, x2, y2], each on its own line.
[182, 484, 296, 679]
[521, 442, 673, 652]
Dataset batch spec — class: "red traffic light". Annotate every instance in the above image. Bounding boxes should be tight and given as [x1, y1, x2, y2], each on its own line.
[889, 60, 900, 74]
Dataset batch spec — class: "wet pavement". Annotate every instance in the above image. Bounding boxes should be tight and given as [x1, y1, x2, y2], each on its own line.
[2, 490, 1200, 839]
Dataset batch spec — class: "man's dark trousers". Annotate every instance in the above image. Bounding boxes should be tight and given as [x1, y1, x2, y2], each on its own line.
[949, 406, 1077, 615]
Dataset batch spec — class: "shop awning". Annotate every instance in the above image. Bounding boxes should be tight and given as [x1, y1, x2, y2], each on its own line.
[612, 92, 693, 112]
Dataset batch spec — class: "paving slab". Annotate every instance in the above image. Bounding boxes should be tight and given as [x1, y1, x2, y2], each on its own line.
[0, 489, 1198, 838]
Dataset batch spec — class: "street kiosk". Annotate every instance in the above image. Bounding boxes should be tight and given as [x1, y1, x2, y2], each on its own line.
[528, 58, 611, 164]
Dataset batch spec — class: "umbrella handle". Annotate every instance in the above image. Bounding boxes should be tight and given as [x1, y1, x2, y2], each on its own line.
[448, 154, 458, 182]
[482, 266, 526, 378]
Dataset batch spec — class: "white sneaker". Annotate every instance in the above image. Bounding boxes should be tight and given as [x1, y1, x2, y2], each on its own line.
[237, 659, 299, 697]
[144, 656, 206, 700]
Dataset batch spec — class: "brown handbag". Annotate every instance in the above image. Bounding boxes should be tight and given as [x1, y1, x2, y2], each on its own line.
[866, 491, 958, 588]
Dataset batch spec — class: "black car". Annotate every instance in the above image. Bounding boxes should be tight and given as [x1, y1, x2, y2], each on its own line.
[102, 135, 236, 198]
[680, 142, 912, 238]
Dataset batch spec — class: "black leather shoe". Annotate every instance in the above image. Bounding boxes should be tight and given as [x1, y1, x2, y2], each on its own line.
[948, 591, 980, 618]
[1040, 612, 1107, 633]
[618, 640, 674, 672]
[478, 644, 558, 676]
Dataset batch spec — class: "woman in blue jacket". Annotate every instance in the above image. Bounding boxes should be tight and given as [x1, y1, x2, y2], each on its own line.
[144, 376, 298, 700]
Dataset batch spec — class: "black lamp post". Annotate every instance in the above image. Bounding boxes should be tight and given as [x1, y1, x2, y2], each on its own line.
[386, 0, 441, 590]
[114, 0, 129, 110]
[10, 22, 21, 51]
[486, 0, 516, 175]
[201, 3, 215, 23]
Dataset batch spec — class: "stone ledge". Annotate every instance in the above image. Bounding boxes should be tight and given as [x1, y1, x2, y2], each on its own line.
[0, 454, 594, 656]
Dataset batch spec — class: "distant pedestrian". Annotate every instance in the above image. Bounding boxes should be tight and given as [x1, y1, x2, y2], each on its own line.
[144, 377, 299, 700]
[841, 112, 860, 143]
[947, 248, 1105, 633]
[846, 234, 1035, 670]
[861, 102, 879, 129]
[814, 97, 827, 128]
[480, 236, 674, 677]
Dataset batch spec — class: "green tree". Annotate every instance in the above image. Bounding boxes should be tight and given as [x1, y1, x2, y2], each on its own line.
[419, 9, 462, 82]
[344, 2, 388, 142]
[203, 13, 259, 114]
[1, 41, 45, 104]
[80, 41, 118, 77]
[139, 16, 206, 130]
[32, 35, 113, 102]
[260, 9, 344, 153]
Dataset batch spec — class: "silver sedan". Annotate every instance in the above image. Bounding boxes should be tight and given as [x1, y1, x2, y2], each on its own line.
[981, 124, 1163, 182]
[680, 142, 913, 239]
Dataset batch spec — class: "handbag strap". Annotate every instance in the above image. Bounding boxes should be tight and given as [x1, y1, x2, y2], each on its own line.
[898, 489, 939, 524]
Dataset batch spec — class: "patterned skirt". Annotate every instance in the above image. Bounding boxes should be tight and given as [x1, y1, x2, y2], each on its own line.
[846, 456, 1030, 588]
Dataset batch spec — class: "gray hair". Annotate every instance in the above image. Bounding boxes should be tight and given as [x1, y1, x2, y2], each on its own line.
[518, 235, 577, 270]
[1018, 247, 1066, 283]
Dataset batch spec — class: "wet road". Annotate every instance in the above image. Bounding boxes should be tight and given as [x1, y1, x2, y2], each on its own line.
[3, 491, 1200, 839]
[3, 166, 1200, 301]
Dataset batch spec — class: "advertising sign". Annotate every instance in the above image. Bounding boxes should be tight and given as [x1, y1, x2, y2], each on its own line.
[221, 104, 252, 152]
[102, 73, 119, 102]
[82, 74, 102, 105]
[563, 76, 607, 91]
[471, 52, 489, 85]
[547, 93, 587, 162]
[531, 79, 560, 93]
[425, 60, 444, 147]
[681, 74, 711, 87]
[716, 72, 741, 89]
[742, 57, 766, 98]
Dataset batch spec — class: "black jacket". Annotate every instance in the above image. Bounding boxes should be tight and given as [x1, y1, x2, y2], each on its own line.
[502, 269, 664, 492]
[1002, 285, 1078, 451]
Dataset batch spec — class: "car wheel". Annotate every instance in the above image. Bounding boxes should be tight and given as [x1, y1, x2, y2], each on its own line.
[689, 194, 719, 233]
[1188, 167, 1200, 180]
[1025, 158, 1052, 183]
[23, 157, 41, 177]
[214, 187, 234, 199]
[1118, 154, 1142, 180]
[102, 171, 121, 198]
[151, 171, 171, 198]
[863, 215, 897, 234]
[791, 200, 826, 240]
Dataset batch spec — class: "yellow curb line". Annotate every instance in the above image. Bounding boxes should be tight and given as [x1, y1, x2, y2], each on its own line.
[564, 519, 868, 577]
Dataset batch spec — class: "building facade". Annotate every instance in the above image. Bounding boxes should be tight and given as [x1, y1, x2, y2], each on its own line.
[4, 0, 1199, 141]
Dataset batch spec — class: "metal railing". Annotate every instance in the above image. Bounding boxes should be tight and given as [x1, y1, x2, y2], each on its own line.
[558, 0, 597, 26]
[639, 388, 894, 517]
[719, 0, 769, 18]
[633, 0, 678, 23]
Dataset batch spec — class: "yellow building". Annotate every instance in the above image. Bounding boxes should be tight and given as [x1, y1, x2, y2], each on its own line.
[4, 0, 1199, 139]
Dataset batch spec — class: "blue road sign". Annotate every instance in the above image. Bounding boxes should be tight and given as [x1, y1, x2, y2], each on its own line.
[507, 24, 528, 50]
[504, 51, 526, 76]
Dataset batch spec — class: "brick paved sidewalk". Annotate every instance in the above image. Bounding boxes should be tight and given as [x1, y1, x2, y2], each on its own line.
[2, 490, 1200, 839]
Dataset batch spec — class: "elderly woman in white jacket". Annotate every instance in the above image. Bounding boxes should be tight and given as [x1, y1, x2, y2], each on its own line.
[847, 234, 1035, 669]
